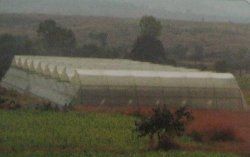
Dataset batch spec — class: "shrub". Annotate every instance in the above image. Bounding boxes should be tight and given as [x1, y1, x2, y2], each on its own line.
[0, 100, 21, 110]
[214, 60, 229, 72]
[158, 134, 180, 150]
[187, 109, 245, 143]
[26, 102, 73, 112]
[189, 131, 203, 142]
[210, 127, 237, 142]
[135, 105, 193, 150]
[0, 34, 15, 81]
[0, 96, 7, 105]
[189, 126, 238, 142]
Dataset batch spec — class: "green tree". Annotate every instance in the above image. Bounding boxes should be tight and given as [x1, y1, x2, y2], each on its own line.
[214, 60, 229, 72]
[135, 105, 193, 150]
[170, 44, 188, 59]
[37, 19, 76, 55]
[129, 16, 166, 64]
[76, 44, 119, 58]
[0, 34, 15, 80]
[192, 44, 204, 62]
[130, 35, 166, 63]
[139, 16, 162, 38]
[191, 43, 205, 68]
[235, 48, 249, 76]
[88, 32, 108, 47]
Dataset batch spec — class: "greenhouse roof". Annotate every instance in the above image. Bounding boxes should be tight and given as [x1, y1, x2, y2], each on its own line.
[10, 55, 239, 88]
[15, 55, 199, 71]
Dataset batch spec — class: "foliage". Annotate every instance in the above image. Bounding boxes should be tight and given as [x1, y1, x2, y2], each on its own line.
[139, 16, 162, 38]
[0, 110, 239, 157]
[168, 44, 188, 59]
[0, 100, 21, 110]
[234, 48, 250, 75]
[219, 48, 250, 75]
[189, 126, 238, 142]
[187, 109, 247, 144]
[37, 19, 76, 54]
[1, 14, 250, 72]
[189, 131, 203, 142]
[129, 35, 166, 63]
[0, 34, 15, 80]
[129, 16, 168, 64]
[191, 43, 204, 62]
[88, 31, 108, 47]
[0, 110, 143, 154]
[210, 127, 237, 142]
[0, 96, 7, 104]
[33, 103, 73, 112]
[214, 60, 229, 72]
[237, 76, 250, 89]
[76, 44, 120, 58]
[135, 105, 193, 150]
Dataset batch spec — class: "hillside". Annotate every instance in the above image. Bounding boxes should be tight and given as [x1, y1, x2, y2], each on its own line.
[1, 13, 250, 57]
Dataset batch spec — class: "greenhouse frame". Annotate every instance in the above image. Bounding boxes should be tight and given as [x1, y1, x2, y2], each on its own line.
[1, 55, 247, 110]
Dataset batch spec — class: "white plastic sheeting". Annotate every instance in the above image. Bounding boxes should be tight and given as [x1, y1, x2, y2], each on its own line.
[1, 55, 247, 110]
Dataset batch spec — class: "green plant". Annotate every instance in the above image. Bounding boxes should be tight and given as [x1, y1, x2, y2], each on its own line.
[189, 127, 238, 142]
[214, 60, 229, 72]
[0, 96, 7, 104]
[135, 105, 193, 150]
[189, 131, 203, 142]
[210, 127, 237, 142]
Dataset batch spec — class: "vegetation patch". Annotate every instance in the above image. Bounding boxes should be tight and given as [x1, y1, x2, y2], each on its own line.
[189, 126, 238, 143]
[0, 109, 241, 156]
[135, 105, 193, 150]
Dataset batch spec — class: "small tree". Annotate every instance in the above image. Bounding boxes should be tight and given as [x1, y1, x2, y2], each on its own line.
[135, 105, 193, 150]
[139, 16, 162, 38]
[0, 34, 15, 81]
[129, 16, 166, 63]
[235, 48, 249, 76]
[214, 60, 229, 72]
[192, 43, 204, 64]
[169, 44, 188, 59]
[88, 32, 108, 47]
[37, 19, 76, 55]
[130, 35, 166, 63]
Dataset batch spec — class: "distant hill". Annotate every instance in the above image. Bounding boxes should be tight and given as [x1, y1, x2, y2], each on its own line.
[0, 13, 250, 56]
[1, 0, 250, 23]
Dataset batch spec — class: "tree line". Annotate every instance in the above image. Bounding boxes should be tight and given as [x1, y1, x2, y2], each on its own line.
[0, 15, 249, 80]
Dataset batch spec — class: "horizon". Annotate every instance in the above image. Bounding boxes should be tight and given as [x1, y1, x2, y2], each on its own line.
[1, 0, 250, 23]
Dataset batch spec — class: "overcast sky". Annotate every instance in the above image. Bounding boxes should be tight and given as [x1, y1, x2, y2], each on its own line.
[1, 0, 250, 23]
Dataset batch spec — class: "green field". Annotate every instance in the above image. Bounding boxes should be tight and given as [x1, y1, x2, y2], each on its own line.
[0, 110, 239, 157]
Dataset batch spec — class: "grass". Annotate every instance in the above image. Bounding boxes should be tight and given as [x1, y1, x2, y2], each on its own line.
[0, 110, 239, 157]
[0, 151, 239, 157]
[237, 76, 250, 90]
[237, 76, 250, 105]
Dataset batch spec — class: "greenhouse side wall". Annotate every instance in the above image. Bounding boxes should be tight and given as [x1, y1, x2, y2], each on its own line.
[1, 67, 80, 105]
[76, 84, 246, 111]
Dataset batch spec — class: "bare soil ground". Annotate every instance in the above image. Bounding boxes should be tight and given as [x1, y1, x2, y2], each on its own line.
[74, 105, 250, 156]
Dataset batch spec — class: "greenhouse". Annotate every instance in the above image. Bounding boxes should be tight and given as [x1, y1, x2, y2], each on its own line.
[1, 55, 247, 110]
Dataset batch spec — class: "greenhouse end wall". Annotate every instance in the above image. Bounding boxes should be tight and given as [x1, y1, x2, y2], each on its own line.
[1, 55, 247, 110]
